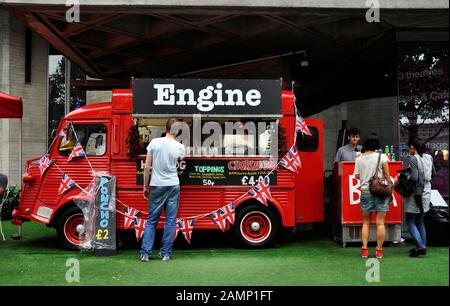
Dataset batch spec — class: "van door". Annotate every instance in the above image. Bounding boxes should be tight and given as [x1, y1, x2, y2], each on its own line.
[37, 122, 111, 210]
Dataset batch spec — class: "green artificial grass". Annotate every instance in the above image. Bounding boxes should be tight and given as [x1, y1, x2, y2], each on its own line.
[0, 221, 448, 286]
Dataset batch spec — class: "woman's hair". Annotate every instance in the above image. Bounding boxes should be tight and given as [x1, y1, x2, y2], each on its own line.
[408, 138, 425, 156]
[362, 134, 381, 152]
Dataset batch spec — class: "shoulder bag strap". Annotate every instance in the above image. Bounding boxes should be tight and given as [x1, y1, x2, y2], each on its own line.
[373, 152, 382, 177]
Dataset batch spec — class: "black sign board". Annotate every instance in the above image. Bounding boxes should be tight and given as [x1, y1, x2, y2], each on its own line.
[94, 175, 116, 256]
[137, 158, 277, 187]
[132, 79, 282, 116]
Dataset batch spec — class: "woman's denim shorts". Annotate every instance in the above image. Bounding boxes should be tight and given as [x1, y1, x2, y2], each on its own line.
[360, 193, 389, 213]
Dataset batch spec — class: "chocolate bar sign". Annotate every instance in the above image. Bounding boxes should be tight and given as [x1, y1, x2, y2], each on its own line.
[132, 79, 282, 115]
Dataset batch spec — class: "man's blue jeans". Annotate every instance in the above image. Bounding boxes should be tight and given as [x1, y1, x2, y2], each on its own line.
[140, 185, 180, 257]
[406, 212, 427, 250]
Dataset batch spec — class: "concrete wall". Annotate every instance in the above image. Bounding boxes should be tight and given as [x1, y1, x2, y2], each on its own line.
[0, 8, 48, 185]
[310, 96, 398, 172]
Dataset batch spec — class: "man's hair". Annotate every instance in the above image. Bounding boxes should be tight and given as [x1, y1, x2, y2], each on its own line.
[408, 138, 425, 156]
[363, 134, 381, 152]
[166, 117, 179, 134]
[347, 127, 360, 137]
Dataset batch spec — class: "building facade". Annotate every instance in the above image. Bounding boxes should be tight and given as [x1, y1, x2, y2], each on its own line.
[0, 1, 448, 199]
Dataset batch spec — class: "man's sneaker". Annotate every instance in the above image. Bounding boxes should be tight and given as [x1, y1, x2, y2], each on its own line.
[140, 255, 149, 262]
[361, 248, 369, 258]
[409, 248, 426, 257]
[161, 255, 171, 262]
[375, 248, 384, 259]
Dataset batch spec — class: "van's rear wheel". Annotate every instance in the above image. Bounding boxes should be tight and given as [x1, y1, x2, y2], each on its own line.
[56, 206, 87, 250]
[232, 204, 280, 248]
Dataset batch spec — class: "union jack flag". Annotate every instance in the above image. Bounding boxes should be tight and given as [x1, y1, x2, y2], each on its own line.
[177, 218, 195, 244]
[174, 220, 181, 241]
[58, 129, 67, 139]
[58, 174, 76, 196]
[134, 217, 146, 241]
[58, 123, 70, 139]
[210, 210, 227, 231]
[38, 155, 53, 176]
[124, 206, 141, 229]
[68, 142, 86, 162]
[219, 202, 235, 225]
[248, 189, 267, 206]
[295, 114, 312, 137]
[254, 176, 273, 202]
[280, 145, 302, 174]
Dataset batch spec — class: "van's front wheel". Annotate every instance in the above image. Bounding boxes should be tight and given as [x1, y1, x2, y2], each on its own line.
[56, 206, 87, 250]
[232, 204, 280, 248]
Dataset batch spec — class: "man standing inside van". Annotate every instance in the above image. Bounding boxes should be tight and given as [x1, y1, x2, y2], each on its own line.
[140, 118, 186, 262]
[334, 127, 362, 162]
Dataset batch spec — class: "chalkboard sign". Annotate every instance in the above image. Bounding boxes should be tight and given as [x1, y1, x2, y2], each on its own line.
[94, 175, 117, 256]
[137, 158, 277, 187]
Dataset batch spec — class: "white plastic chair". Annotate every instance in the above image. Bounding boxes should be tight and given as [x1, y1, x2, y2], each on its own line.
[0, 186, 9, 241]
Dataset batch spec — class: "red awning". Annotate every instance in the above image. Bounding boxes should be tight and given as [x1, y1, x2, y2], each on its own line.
[0, 91, 23, 118]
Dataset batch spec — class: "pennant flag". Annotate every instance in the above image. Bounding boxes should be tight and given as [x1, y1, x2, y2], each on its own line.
[134, 217, 146, 241]
[38, 155, 53, 176]
[68, 142, 86, 162]
[280, 145, 302, 174]
[58, 174, 76, 196]
[210, 210, 227, 231]
[295, 114, 312, 137]
[124, 206, 141, 229]
[254, 176, 273, 202]
[174, 221, 181, 241]
[58, 129, 67, 139]
[248, 189, 268, 206]
[177, 218, 195, 244]
[219, 203, 235, 225]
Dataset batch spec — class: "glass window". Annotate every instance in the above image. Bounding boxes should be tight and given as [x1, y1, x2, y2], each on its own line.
[136, 118, 277, 156]
[59, 124, 107, 156]
[296, 126, 319, 152]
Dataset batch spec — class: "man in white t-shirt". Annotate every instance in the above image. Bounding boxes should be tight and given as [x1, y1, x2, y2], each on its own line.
[140, 118, 186, 262]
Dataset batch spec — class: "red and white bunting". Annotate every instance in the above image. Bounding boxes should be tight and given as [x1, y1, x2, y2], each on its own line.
[177, 218, 195, 244]
[68, 142, 86, 162]
[134, 217, 146, 241]
[254, 176, 273, 202]
[209, 210, 227, 231]
[124, 206, 141, 229]
[280, 145, 302, 174]
[38, 155, 53, 176]
[219, 202, 235, 225]
[58, 174, 77, 196]
[295, 114, 312, 137]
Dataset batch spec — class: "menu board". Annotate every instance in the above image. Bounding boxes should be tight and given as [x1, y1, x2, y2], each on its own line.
[137, 158, 277, 187]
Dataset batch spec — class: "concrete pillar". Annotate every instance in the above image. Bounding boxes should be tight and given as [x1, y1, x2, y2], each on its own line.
[0, 8, 48, 186]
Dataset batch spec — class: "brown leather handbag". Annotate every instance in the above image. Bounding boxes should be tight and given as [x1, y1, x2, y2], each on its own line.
[369, 153, 393, 197]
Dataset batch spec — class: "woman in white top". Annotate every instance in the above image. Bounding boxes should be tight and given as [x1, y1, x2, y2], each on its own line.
[353, 135, 390, 259]
[405, 139, 436, 258]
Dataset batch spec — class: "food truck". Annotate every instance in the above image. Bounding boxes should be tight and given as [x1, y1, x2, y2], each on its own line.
[12, 79, 325, 250]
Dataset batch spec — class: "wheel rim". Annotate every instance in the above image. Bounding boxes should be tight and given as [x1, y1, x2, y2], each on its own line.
[63, 213, 86, 246]
[240, 211, 272, 244]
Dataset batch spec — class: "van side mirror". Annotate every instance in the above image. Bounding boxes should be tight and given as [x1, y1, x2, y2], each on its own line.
[51, 129, 57, 139]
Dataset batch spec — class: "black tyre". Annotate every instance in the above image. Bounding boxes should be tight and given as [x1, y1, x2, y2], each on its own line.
[232, 203, 280, 248]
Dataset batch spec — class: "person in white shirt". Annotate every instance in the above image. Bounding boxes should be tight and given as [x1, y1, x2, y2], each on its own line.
[140, 118, 186, 262]
[353, 134, 390, 259]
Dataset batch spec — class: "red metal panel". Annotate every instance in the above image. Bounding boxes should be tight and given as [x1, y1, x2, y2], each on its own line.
[340, 161, 403, 224]
[295, 118, 324, 223]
